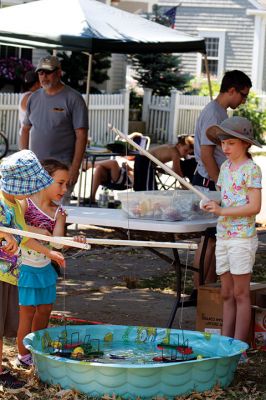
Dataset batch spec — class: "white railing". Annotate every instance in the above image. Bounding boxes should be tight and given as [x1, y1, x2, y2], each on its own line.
[0, 89, 129, 150]
[142, 89, 211, 143]
[0, 93, 20, 150]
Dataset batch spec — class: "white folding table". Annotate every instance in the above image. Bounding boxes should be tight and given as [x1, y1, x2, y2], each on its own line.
[66, 207, 217, 327]
[66, 207, 216, 233]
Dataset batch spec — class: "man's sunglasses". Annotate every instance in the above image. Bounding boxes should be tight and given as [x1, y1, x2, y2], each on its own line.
[37, 68, 58, 76]
[238, 91, 249, 99]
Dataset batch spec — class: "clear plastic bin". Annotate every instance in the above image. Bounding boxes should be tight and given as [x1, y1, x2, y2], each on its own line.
[118, 190, 220, 221]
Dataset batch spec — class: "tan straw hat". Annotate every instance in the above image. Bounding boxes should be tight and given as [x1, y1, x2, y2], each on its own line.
[206, 116, 262, 148]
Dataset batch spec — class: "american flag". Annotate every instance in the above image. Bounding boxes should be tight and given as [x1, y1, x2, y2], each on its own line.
[164, 6, 177, 29]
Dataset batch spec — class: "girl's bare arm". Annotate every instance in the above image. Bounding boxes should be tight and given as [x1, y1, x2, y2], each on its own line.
[25, 238, 65, 267]
[53, 208, 67, 237]
[204, 188, 261, 217]
[26, 225, 52, 236]
[172, 150, 183, 177]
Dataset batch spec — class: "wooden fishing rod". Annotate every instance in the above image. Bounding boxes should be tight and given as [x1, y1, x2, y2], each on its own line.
[0, 227, 197, 250]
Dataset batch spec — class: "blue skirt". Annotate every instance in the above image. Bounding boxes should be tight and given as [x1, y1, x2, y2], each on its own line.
[18, 263, 58, 306]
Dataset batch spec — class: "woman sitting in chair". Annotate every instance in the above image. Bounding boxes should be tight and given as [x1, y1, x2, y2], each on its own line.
[133, 135, 195, 191]
[84, 158, 134, 204]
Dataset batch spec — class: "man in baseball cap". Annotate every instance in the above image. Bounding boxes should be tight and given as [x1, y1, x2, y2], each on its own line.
[35, 55, 61, 72]
[19, 54, 88, 204]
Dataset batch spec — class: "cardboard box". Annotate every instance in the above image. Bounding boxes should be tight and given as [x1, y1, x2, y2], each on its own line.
[253, 306, 266, 350]
[196, 283, 266, 343]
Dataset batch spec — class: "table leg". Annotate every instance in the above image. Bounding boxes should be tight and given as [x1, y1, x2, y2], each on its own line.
[77, 163, 83, 207]
[114, 228, 202, 329]
[166, 228, 215, 328]
[88, 156, 96, 207]
[166, 247, 182, 328]
[199, 227, 216, 286]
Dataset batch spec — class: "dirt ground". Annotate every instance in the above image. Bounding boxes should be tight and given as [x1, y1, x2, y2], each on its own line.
[53, 225, 266, 331]
[53, 225, 197, 329]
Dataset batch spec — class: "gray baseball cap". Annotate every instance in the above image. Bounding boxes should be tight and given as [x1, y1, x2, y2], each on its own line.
[35, 55, 61, 72]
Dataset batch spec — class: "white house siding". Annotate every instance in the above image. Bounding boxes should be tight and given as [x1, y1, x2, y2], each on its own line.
[117, 1, 150, 13]
[263, 34, 266, 91]
[171, 0, 256, 80]
[108, 54, 127, 92]
[96, 54, 127, 93]
[31, 49, 49, 68]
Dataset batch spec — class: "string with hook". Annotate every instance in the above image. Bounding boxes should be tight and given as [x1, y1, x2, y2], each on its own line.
[52, 243, 89, 334]
[179, 245, 190, 346]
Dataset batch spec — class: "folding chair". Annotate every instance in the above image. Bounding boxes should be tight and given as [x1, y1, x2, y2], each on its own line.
[154, 157, 197, 191]
[115, 132, 150, 153]
[103, 132, 151, 192]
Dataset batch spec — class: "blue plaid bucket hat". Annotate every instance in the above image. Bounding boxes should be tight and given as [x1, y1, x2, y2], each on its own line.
[0, 150, 54, 195]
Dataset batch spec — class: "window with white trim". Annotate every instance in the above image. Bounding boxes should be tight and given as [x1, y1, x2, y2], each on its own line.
[197, 30, 225, 80]
[0, 45, 32, 60]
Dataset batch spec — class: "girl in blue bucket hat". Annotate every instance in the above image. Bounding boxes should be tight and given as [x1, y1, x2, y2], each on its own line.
[203, 116, 262, 351]
[16, 159, 72, 369]
[0, 150, 65, 388]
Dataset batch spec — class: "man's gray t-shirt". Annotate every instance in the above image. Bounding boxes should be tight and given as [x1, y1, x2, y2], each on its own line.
[23, 85, 88, 164]
[194, 100, 227, 179]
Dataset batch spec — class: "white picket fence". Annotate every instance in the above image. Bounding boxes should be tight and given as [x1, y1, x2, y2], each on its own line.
[0, 90, 129, 150]
[142, 88, 266, 143]
[1, 88, 265, 149]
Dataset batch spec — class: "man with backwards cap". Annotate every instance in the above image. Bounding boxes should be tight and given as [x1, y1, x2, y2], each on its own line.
[19, 55, 88, 204]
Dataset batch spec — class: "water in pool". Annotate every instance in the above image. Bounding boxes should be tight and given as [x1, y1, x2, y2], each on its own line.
[48, 339, 209, 364]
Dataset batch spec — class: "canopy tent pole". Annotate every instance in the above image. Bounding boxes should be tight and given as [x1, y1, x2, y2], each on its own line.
[76, 52, 92, 208]
[204, 54, 213, 100]
[85, 52, 92, 107]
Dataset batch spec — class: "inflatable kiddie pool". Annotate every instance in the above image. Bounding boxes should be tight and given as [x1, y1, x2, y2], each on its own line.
[24, 324, 247, 399]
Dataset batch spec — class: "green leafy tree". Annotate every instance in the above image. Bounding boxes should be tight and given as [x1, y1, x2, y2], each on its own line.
[130, 5, 190, 96]
[131, 53, 189, 96]
[57, 51, 111, 93]
[233, 92, 266, 144]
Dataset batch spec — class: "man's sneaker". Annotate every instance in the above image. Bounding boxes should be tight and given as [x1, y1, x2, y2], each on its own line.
[16, 353, 33, 369]
[0, 370, 25, 388]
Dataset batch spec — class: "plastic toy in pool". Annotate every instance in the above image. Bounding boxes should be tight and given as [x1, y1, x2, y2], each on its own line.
[24, 324, 248, 399]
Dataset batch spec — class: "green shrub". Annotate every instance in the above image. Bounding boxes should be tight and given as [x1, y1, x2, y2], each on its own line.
[129, 90, 143, 110]
[233, 92, 266, 144]
[185, 77, 220, 97]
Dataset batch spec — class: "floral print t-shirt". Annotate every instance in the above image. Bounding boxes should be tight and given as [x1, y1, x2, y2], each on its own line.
[0, 192, 29, 285]
[217, 159, 262, 239]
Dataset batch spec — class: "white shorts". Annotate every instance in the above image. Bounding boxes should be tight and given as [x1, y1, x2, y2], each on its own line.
[216, 236, 258, 276]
